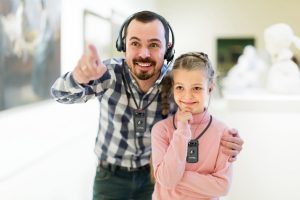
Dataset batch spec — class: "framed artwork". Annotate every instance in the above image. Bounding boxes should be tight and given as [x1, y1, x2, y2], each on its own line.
[217, 37, 255, 78]
[82, 9, 126, 59]
[0, 0, 61, 111]
[83, 9, 112, 60]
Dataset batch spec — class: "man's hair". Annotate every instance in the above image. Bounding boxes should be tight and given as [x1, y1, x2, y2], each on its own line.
[123, 10, 170, 48]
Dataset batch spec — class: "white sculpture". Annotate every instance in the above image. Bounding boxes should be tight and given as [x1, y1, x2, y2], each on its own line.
[264, 23, 300, 94]
[222, 45, 268, 94]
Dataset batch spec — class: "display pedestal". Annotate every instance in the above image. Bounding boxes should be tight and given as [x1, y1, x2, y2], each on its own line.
[224, 94, 300, 112]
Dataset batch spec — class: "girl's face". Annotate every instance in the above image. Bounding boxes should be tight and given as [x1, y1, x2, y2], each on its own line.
[173, 68, 211, 114]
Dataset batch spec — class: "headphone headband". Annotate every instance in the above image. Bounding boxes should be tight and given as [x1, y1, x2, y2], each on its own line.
[116, 11, 175, 63]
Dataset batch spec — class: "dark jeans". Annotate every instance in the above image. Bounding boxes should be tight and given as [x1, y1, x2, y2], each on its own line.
[93, 163, 154, 200]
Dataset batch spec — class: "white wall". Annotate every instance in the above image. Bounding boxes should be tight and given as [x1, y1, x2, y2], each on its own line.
[209, 98, 300, 200]
[0, 1, 158, 199]
[153, 2, 300, 199]
[61, 0, 156, 74]
[1, 1, 300, 200]
[156, 1, 300, 199]
[155, 0, 300, 66]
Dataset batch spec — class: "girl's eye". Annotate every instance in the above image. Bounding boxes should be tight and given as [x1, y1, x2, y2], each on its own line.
[193, 87, 202, 91]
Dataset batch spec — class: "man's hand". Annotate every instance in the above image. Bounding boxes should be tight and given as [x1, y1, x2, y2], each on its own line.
[73, 44, 107, 84]
[221, 128, 244, 162]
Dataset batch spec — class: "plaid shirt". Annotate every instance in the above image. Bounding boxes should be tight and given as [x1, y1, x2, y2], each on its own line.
[51, 58, 176, 168]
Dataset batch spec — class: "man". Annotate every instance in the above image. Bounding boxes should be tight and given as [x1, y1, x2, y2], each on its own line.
[51, 10, 243, 200]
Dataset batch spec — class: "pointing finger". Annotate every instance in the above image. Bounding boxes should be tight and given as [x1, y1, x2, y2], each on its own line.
[87, 43, 100, 67]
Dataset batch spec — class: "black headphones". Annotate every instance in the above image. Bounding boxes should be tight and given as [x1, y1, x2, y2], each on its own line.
[115, 11, 175, 63]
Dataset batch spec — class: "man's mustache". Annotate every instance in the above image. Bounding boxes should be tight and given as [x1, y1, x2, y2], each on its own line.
[133, 57, 156, 65]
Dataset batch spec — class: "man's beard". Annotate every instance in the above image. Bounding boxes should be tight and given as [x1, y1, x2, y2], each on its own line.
[132, 57, 156, 80]
[135, 71, 153, 80]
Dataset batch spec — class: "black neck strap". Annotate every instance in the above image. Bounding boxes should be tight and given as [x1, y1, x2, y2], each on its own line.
[173, 114, 212, 140]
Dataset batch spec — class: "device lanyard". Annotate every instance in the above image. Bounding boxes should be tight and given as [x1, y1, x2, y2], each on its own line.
[172, 114, 212, 163]
[121, 61, 159, 133]
[194, 115, 212, 140]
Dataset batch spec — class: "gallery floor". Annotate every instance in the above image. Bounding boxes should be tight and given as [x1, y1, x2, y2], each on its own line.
[1, 96, 300, 200]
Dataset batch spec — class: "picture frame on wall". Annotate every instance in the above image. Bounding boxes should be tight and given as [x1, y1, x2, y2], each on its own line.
[83, 9, 112, 60]
[0, 0, 61, 111]
[82, 9, 127, 60]
[217, 37, 255, 78]
[111, 9, 126, 58]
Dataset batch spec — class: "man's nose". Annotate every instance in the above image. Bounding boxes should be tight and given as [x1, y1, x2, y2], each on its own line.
[139, 47, 150, 58]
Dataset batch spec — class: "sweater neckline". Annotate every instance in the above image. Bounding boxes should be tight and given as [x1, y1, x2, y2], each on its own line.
[172, 109, 210, 130]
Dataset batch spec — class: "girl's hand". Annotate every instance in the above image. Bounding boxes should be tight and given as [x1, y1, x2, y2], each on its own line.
[176, 109, 193, 125]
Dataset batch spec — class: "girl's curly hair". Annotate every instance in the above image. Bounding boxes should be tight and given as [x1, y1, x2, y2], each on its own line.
[160, 74, 173, 116]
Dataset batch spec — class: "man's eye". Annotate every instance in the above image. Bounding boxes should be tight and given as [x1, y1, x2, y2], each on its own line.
[150, 43, 159, 48]
[131, 41, 139, 46]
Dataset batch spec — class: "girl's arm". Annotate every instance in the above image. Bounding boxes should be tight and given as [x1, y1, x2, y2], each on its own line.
[151, 120, 191, 189]
[176, 128, 233, 197]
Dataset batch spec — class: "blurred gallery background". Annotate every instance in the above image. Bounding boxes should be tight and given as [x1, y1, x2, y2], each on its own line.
[1, 0, 300, 199]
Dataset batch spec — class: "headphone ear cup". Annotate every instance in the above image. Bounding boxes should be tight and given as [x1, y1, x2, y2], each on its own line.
[164, 46, 175, 62]
[116, 36, 125, 52]
[116, 19, 127, 52]
[116, 37, 121, 51]
[164, 23, 175, 62]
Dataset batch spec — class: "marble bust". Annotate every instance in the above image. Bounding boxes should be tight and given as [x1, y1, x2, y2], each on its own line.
[264, 23, 300, 94]
[222, 45, 268, 94]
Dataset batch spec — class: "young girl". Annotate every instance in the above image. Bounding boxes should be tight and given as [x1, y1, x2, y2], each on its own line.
[151, 52, 233, 200]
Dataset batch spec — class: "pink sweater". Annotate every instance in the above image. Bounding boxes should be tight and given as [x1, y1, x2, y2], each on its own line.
[151, 111, 232, 200]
